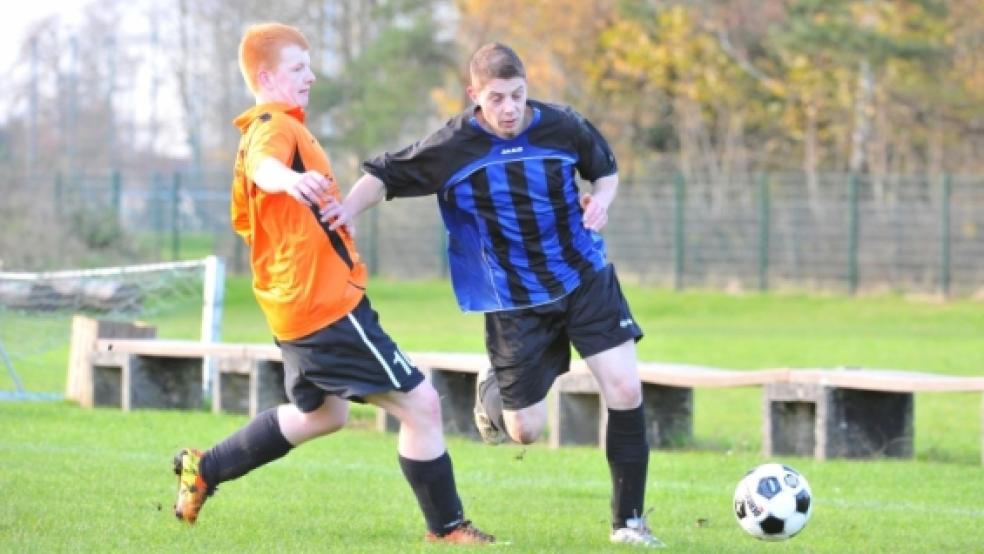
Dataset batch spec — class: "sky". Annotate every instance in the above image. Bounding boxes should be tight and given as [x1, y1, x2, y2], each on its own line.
[1, 0, 91, 73]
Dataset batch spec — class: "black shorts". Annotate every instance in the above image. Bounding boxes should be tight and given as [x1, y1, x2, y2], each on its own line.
[277, 296, 425, 412]
[484, 264, 643, 410]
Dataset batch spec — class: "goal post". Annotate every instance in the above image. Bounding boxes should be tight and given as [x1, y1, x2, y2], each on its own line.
[0, 256, 225, 401]
[200, 255, 225, 396]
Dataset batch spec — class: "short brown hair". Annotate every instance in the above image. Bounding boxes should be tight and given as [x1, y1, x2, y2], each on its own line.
[468, 42, 526, 88]
[239, 23, 310, 93]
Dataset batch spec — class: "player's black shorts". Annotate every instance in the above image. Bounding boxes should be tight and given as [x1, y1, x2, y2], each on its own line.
[277, 296, 425, 412]
[484, 264, 643, 410]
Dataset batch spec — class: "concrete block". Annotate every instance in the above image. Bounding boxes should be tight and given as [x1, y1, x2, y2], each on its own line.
[764, 381, 913, 460]
[125, 355, 203, 410]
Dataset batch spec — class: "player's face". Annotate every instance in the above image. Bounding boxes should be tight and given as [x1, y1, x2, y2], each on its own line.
[259, 44, 315, 108]
[470, 77, 528, 139]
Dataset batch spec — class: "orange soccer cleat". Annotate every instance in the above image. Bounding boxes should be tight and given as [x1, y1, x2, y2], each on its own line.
[172, 448, 210, 524]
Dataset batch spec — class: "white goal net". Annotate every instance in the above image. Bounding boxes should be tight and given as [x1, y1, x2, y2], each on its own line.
[0, 256, 224, 400]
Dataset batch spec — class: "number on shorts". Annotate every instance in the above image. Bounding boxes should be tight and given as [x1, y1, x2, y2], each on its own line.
[392, 349, 413, 375]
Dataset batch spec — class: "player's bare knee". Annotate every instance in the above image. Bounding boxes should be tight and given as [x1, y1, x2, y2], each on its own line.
[604, 376, 642, 409]
[505, 415, 545, 444]
[510, 426, 541, 445]
[404, 382, 443, 426]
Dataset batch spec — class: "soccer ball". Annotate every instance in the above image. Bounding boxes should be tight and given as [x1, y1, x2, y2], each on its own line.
[733, 463, 813, 541]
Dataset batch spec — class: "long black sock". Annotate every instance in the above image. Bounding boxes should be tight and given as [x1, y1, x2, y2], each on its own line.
[398, 452, 464, 535]
[606, 404, 649, 530]
[478, 371, 506, 433]
[200, 408, 294, 490]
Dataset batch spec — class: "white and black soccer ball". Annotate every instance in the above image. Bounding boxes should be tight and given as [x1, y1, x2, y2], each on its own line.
[733, 463, 812, 541]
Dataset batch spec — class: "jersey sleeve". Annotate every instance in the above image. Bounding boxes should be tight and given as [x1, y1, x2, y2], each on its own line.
[230, 154, 252, 246]
[571, 110, 618, 181]
[362, 123, 458, 199]
[243, 115, 295, 181]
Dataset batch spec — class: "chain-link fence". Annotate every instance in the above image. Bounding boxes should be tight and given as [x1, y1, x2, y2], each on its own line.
[8, 169, 983, 297]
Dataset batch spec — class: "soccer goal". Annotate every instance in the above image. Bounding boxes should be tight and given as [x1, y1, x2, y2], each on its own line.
[0, 256, 224, 401]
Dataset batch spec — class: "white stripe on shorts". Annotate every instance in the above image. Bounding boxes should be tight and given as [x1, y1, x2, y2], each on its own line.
[347, 313, 400, 388]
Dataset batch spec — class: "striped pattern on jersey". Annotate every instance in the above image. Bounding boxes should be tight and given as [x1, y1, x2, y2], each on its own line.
[439, 132, 607, 311]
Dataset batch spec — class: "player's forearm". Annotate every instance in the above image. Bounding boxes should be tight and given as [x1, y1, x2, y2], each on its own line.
[252, 157, 300, 193]
[590, 174, 619, 208]
[343, 173, 386, 218]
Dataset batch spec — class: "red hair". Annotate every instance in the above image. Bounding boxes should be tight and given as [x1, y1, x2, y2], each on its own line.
[238, 23, 310, 93]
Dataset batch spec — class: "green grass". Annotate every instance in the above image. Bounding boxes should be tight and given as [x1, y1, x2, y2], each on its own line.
[2, 402, 983, 552]
[132, 232, 222, 263]
[2, 277, 983, 551]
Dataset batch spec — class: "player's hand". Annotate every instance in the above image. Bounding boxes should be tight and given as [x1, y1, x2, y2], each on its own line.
[286, 171, 332, 206]
[580, 193, 609, 231]
[320, 196, 356, 237]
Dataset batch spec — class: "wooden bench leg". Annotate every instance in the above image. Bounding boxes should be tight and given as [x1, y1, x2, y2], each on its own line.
[763, 382, 819, 458]
[764, 382, 913, 460]
[251, 360, 287, 417]
[549, 372, 605, 448]
[214, 357, 251, 415]
[125, 355, 203, 410]
[72, 316, 155, 407]
[548, 390, 605, 448]
[642, 383, 693, 448]
[91, 352, 127, 408]
[214, 359, 288, 417]
[429, 369, 479, 439]
[549, 375, 693, 449]
[828, 388, 913, 458]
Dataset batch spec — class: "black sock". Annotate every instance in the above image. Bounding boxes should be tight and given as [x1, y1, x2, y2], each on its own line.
[398, 452, 464, 535]
[606, 404, 650, 530]
[200, 407, 293, 491]
[478, 371, 506, 433]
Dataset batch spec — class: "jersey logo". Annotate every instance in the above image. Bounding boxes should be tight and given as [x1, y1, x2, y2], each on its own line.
[500, 146, 524, 155]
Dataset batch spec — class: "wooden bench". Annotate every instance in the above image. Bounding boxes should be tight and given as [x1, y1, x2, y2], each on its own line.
[74, 329, 984, 464]
[548, 362, 785, 449]
[87, 338, 286, 417]
[82, 334, 488, 433]
[762, 368, 984, 463]
[75, 332, 785, 453]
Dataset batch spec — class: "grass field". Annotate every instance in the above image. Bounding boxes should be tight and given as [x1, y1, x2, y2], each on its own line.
[1, 277, 983, 552]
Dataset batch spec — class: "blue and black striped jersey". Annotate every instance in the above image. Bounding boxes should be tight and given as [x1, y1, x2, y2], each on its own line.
[362, 100, 618, 312]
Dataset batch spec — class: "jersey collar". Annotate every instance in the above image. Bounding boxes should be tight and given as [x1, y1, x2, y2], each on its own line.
[233, 102, 306, 132]
[468, 105, 541, 140]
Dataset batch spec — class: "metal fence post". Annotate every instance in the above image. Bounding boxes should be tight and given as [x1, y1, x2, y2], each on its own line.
[848, 173, 860, 295]
[940, 173, 952, 298]
[673, 172, 686, 291]
[757, 172, 770, 291]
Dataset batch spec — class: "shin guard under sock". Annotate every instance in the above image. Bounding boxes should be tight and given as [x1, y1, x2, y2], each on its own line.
[398, 452, 465, 535]
[606, 404, 650, 529]
[201, 407, 293, 489]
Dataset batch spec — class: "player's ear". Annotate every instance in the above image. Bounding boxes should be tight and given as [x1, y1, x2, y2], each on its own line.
[256, 69, 271, 90]
[466, 84, 479, 105]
